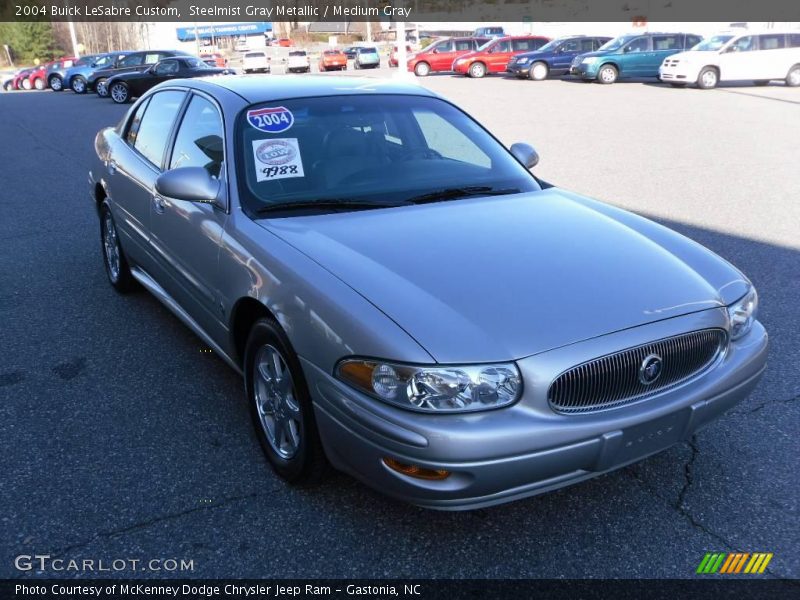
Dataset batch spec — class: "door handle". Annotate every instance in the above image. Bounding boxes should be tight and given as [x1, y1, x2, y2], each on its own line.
[153, 195, 166, 214]
[107, 160, 117, 175]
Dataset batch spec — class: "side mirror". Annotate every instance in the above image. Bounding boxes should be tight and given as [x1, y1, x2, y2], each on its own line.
[510, 143, 539, 169]
[155, 167, 220, 203]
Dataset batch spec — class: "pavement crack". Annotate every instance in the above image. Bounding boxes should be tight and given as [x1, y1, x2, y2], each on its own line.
[675, 435, 699, 511]
[730, 392, 800, 416]
[47, 491, 264, 558]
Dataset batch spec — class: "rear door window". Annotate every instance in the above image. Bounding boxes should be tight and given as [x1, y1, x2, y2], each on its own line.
[758, 34, 785, 50]
[652, 35, 681, 51]
[454, 40, 473, 51]
[125, 98, 150, 146]
[118, 53, 144, 68]
[133, 90, 186, 168]
[789, 34, 800, 48]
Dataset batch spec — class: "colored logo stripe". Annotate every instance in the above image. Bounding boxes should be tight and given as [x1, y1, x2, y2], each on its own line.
[697, 552, 773, 574]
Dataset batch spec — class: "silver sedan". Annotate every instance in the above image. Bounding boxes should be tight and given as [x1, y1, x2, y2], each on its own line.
[89, 76, 767, 510]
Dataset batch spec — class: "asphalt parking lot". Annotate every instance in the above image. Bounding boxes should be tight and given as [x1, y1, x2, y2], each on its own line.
[1, 70, 798, 580]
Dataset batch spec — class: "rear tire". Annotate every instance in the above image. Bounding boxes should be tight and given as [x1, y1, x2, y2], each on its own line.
[21, 79, 32, 90]
[597, 64, 618, 84]
[70, 76, 87, 94]
[245, 318, 328, 484]
[697, 67, 718, 89]
[786, 64, 800, 87]
[100, 203, 136, 294]
[529, 61, 549, 81]
[34, 78, 44, 90]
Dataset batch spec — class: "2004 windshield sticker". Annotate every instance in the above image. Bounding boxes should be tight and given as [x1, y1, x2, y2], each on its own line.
[247, 106, 294, 133]
[252, 139, 304, 182]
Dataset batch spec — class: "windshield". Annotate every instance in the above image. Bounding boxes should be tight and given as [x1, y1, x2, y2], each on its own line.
[184, 57, 209, 69]
[692, 35, 734, 51]
[237, 94, 540, 214]
[289, 51, 306, 57]
[597, 35, 635, 52]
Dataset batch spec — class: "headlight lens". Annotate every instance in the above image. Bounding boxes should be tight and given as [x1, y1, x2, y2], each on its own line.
[582, 57, 598, 65]
[336, 359, 522, 413]
[517, 57, 530, 64]
[728, 287, 758, 340]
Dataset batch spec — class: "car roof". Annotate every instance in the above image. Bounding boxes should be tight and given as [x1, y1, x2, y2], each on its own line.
[180, 75, 438, 104]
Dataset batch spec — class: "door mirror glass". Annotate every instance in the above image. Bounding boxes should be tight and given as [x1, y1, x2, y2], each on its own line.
[155, 167, 220, 203]
[510, 143, 539, 169]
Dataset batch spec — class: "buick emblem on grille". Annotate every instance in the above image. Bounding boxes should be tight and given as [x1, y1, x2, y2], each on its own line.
[639, 354, 663, 385]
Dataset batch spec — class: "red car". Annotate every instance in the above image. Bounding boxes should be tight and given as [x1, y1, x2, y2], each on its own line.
[318, 49, 347, 72]
[10, 68, 35, 90]
[275, 38, 294, 48]
[452, 35, 551, 78]
[200, 53, 227, 68]
[389, 45, 413, 67]
[406, 37, 488, 77]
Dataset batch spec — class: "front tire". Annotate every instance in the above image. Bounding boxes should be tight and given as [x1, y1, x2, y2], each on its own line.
[109, 82, 130, 104]
[95, 78, 109, 97]
[70, 76, 87, 94]
[21, 78, 32, 90]
[49, 75, 63, 91]
[414, 61, 430, 77]
[597, 64, 618, 84]
[34, 78, 44, 90]
[100, 203, 135, 293]
[245, 318, 328, 484]
[529, 61, 549, 81]
[697, 67, 718, 89]
[786, 64, 800, 87]
[469, 62, 487, 78]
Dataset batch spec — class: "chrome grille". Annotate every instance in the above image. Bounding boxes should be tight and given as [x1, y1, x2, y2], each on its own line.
[548, 329, 726, 414]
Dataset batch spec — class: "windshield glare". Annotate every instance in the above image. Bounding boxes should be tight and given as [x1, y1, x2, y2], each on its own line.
[237, 95, 540, 213]
[535, 39, 562, 53]
[693, 35, 735, 51]
[597, 36, 634, 52]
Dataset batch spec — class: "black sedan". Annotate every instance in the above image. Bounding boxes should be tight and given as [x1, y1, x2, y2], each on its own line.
[106, 57, 232, 104]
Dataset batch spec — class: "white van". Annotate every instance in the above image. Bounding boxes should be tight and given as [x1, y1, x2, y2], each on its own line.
[659, 31, 800, 89]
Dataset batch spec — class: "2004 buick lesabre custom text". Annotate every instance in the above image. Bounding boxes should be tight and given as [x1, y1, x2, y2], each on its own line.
[89, 76, 767, 510]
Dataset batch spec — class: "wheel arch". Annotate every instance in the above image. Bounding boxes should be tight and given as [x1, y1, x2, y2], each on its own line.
[230, 297, 279, 368]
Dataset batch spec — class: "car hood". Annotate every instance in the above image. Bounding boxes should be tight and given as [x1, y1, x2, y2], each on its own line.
[258, 189, 747, 363]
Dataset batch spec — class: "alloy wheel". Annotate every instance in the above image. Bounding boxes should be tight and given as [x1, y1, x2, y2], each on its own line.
[530, 62, 548, 81]
[787, 67, 800, 87]
[71, 78, 86, 93]
[415, 62, 430, 77]
[599, 66, 617, 84]
[469, 62, 486, 78]
[102, 212, 121, 282]
[110, 83, 128, 103]
[34, 79, 44, 90]
[49, 76, 62, 91]
[253, 344, 301, 459]
[96, 79, 109, 97]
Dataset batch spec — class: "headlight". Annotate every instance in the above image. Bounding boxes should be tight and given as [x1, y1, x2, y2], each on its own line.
[516, 57, 530, 64]
[456, 58, 467, 65]
[727, 286, 758, 341]
[336, 359, 522, 413]
[582, 57, 598, 65]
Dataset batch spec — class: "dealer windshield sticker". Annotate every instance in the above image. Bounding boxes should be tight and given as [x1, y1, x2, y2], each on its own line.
[247, 106, 294, 133]
[252, 139, 304, 182]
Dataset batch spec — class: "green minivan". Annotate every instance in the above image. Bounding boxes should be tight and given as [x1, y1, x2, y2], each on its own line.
[570, 32, 703, 83]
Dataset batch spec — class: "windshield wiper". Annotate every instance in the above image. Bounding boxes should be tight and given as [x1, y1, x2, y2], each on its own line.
[406, 186, 520, 205]
[255, 199, 402, 215]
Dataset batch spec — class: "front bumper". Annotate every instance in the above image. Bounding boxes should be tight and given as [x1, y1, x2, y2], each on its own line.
[572, 62, 599, 79]
[506, 63, 529, 77]
[303, 310, 767, 510]
[659, 66, 695, 83]
[452, 61, 470, 74]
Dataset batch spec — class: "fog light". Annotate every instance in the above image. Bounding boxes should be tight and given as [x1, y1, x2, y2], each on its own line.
[383, 457, 450, 480]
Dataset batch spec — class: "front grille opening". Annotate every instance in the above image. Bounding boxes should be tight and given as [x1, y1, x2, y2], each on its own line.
[548, 329, 726, 414]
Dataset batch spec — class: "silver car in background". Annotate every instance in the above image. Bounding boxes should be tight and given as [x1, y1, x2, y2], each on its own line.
[89, 76, 767, 510]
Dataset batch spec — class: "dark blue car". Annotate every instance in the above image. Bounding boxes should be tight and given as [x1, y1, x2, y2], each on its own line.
[506, 35, 612, 80]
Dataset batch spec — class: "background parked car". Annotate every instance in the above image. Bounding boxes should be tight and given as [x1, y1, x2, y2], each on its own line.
[407, 37, 489, 76]
[47, 54, 91, 91]
[1, 70, 16, 91]
[88, 50, 191, 97]
[318, 49, 347, 72]
[354, 47, 380, 69]
[106, 56, 231, 104]
[343, 46, 359, 60]
[506, 36, 611, 80]
[389, 45, 413, 67]
[453, 35, 551, 78]
[473, 26, 505, 39]
[571, 32, 703, 84]
[10, 68, 34, 90]
[242, 51, 270, 74]
[200, 53, 227, 68]
[276, 38, 294, 48]
[286, 50, 310, 73]
[64, 51, 126, 94]
[659, 31, 800, 89]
